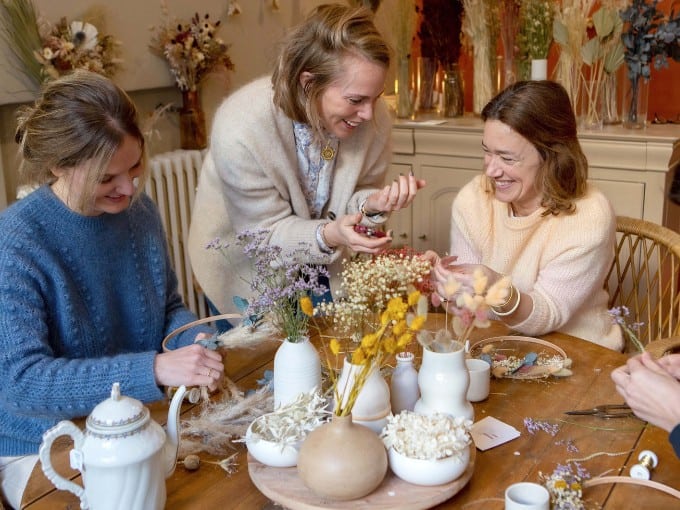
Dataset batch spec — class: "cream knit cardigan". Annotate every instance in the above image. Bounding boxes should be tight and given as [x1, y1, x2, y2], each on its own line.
[451, 175, 623, 350]
[189, 77, 392, 314]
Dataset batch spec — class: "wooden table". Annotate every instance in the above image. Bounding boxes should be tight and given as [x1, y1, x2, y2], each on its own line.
[22, 319, 680, 509]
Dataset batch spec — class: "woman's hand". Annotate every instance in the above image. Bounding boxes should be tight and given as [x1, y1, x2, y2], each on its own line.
[363, 173, 426, 214]
[611, 352, 680, 432]
[154, 343, 225, 392]
[324, 213, 392, 254]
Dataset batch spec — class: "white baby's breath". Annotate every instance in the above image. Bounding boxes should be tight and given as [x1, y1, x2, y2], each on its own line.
[381, 411, 472, 461]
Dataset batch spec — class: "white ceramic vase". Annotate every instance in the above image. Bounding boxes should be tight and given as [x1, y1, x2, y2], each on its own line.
[273, 337, 321, 409]
[390, 352, 420, 414]
[413, 343, 474, 421]
[335, 359, 391, 433]
[245, 415, 300, 468]
[388, 446, 470, 486]
[530, 59, 548, 80]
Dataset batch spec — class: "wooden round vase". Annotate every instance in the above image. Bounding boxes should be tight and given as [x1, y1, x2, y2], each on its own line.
[297, 414, 387, 501]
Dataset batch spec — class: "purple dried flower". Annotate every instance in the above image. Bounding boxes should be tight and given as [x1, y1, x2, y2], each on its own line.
[524, 417, 559, 436]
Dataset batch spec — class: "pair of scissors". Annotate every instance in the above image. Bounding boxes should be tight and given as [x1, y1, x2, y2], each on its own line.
[564, 404, 636, 419]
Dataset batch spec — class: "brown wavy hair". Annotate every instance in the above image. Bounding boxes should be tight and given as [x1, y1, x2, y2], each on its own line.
[481, 80, 588, 216]
[15, 70, 146, 211]
[271, 3, 390, 141]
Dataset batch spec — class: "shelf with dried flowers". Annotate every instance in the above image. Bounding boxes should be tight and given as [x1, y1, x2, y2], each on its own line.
[0, 0, 121, 87]
[149, 1, 234, 149]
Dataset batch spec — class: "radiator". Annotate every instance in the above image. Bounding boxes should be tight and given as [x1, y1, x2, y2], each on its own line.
[146, 150, 208, 318]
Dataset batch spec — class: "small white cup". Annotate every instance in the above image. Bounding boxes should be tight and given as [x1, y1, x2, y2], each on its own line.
[466, 358, 491, 402]
[505, 482, 550, 510]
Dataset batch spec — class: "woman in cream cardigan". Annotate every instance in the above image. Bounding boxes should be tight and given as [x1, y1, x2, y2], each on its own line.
[189, 4, 425, 315]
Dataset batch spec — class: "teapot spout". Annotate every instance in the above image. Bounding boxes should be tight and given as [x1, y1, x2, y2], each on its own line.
[164, 385, 190, 477]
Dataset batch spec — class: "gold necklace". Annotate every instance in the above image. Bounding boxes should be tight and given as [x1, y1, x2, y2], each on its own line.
[321, 141, 336, 161]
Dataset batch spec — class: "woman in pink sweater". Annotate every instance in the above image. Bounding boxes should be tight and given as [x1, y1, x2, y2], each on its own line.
[430, 80, 621, 350]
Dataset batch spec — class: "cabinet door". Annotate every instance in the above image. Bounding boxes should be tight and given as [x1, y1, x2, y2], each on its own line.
[384, 163, 413, 247]
[589, 178, 645, 219]
[412, 166, 479, 254]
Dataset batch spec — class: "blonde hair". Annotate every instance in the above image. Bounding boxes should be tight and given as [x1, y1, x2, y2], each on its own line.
[15, 70, 146, 211]
[481, 80, 588, 216]
[271, 3, 390, 141]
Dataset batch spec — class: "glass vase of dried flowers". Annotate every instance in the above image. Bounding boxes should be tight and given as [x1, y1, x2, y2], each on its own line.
[620, 0, 680, 129]
[149, 3, 234, 148]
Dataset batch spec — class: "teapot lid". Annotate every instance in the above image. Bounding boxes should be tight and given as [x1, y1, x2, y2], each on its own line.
[86, 382, 149, 436]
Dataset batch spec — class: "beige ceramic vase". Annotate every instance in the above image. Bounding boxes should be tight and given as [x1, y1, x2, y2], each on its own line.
[297, 414, 388, 500]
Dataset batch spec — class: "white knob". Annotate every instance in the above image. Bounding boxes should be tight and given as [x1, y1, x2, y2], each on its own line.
[630, 464, 651, 480]
[630, 450, 658, 479]
[638, 450, 658, 468]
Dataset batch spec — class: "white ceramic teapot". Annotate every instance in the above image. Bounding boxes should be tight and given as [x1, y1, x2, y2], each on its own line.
[39, 382, 195, 510]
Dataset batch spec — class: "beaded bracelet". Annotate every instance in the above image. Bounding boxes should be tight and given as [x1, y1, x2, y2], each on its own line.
[493, 285, 521, 317]
[315, 223, 335, 254]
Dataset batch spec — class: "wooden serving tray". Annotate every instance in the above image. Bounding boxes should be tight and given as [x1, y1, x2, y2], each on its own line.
[248, 448, 475, 510]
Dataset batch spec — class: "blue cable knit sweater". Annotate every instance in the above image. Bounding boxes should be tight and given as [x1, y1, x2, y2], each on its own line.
[0, 185, 211, 455]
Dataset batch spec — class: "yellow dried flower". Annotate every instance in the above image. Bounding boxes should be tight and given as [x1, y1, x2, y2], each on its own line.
[329, 338, 341, 355]
[299, 296, 314, 317]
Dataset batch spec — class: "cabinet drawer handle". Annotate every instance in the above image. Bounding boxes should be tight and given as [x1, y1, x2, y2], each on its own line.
[399, 233, 408, 239]
[418, 234, 428, 241]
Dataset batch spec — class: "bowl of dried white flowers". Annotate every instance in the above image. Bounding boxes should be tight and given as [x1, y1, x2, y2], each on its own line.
[380, 411, 472, 486]
[245, 392, 329, 468]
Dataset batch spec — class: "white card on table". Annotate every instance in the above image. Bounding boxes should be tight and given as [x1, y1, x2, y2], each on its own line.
[471, 416, 521, 451]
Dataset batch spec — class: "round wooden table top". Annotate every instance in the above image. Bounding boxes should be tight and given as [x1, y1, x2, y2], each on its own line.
[247, 447, 476, 510]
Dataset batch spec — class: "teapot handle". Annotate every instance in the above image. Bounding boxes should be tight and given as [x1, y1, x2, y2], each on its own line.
[39, 420, 89, 509]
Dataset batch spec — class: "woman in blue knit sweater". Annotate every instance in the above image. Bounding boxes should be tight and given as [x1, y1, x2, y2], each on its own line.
[0, 71, 224, 508]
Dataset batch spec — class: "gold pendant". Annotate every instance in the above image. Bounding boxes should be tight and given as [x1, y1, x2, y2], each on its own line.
[321, 144, 335, 161]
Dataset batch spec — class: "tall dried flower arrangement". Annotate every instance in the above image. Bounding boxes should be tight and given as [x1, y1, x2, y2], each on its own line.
[553, 1, 626, 119]
[388, 0, 418, 117]
[462, 0, 496, 114]
[418, 0, 464, 69]
[553, 0, 598, 105]
[517, 0, 555, 80]
[500, 0, 522, 87]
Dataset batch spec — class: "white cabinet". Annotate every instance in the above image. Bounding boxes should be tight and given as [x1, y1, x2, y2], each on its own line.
[387, 117, 680, 255]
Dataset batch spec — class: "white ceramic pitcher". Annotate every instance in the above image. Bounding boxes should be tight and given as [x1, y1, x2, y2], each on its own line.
[39, 382, 194, 510]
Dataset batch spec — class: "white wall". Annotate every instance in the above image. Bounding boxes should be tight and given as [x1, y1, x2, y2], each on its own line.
[0, 0, 326, 207]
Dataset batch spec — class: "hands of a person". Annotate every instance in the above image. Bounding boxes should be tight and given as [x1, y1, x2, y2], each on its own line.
[363, 173, 426, 214]
[324, 213, 392, 254]
[154, 341, 225, 392]
[657, 354, 680, 379]
[432, 259, 503, 297]
[611, 352, 680, 432]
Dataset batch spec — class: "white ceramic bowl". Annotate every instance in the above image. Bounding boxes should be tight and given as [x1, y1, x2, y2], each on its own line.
[245, 417, 300, 468]
[388, 446, 470, 486]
